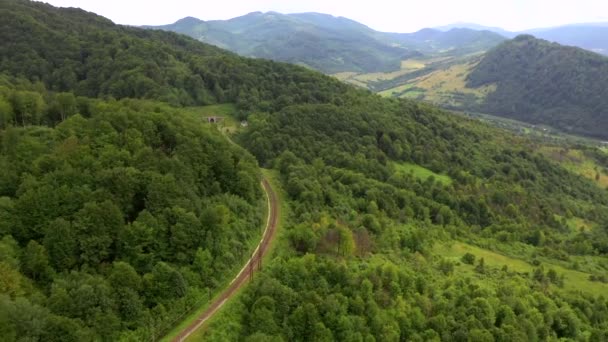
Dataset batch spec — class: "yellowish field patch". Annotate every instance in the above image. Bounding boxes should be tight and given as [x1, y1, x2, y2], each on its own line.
[332, 72, 358, 81]
[379, 61, 496, 106]
[436, 242, 608, 295]
[400, 59, 426, 70]
[333, 58, 432, 87]
[411, 61, 496, 104]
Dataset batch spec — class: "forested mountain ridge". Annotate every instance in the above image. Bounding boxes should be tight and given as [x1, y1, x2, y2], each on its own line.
[467, 35, 608, 139]
[1, 1, 608, 341]
[147, 12, 505, 73]
[1, 0, 351, 110]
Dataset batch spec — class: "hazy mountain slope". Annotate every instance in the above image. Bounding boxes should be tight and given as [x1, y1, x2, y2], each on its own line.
[148, 13, 505, 73]
[467, 35, 608, 138]
[528, 25, 608, 55]
[150, 12, 415, 73]
[385, 28, 507, 54]
[437, 22, 608, 55]
[435, 22, 515, 37]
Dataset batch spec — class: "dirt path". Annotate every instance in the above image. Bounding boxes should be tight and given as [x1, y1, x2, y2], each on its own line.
[171, 178, 279, 342]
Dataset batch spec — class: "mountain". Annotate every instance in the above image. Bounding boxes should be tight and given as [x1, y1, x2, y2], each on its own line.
[377, 35, 608, 139]
[526, 25, 608, 55]
[147, 13, 506, 73]
[149, 12, 416, 73]
[437, 22, 608, 55]
[467, 35, 608, 139]
[435, 22, 515, 38]
[384, 27, 506, 54]
[3, 1, 608, 341]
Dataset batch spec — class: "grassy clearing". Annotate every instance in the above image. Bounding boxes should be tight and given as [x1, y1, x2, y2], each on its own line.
[379, 60, 496, 107]
[538, 146, 608, 189]
[393, 162, 452, 185]
[379, 84, 416, 97]
[436, 242, 608, 295]
[410, 61, 495, 104]
[401, 59, 427, 70]
[556, 215, 595, 233]
[333, 58, 431, 88]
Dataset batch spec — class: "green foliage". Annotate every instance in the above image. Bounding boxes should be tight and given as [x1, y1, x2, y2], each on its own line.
[461, 252, 476, 265]
[0, 95, 264, 339]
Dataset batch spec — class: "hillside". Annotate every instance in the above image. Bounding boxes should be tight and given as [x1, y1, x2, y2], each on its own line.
[149, 12, 415, 73]
[383, 27, 506, 54]
[148, 12, 505, 74]
[467, 35, 608, 139]
[2, 1, 608, 341]
[1, 1, 350, 109]
[375, 36, 608, 140]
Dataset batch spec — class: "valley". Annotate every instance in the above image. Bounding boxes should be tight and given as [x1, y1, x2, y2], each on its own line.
[1, 1, 608, 341]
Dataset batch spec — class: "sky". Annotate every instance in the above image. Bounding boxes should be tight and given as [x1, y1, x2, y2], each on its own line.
[42, 0, 608, 32]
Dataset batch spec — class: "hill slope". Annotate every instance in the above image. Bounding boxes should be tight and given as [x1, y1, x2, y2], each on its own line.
[467, 35, 608, 139]
[148, 12, 505, 74]
[149, 12, 415, 73]
[1, 1, 349, 109]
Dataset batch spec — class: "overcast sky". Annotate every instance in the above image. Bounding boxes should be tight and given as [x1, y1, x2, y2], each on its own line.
[42, 0, 608, 32]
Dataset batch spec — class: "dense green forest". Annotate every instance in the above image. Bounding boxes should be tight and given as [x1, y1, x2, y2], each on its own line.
[200, 97, 608, 341]
[1, 1, 608, 341]
[0, 75, 268, 340]
[467, 35, 608, 139]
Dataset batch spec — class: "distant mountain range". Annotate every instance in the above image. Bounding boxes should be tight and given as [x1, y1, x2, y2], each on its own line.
[436, 22, 608, 55]
[145, 12, 505, 73]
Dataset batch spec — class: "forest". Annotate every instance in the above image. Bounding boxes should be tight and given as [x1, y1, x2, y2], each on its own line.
[467, 35, 608, 139]
[1, 1, 608, 341]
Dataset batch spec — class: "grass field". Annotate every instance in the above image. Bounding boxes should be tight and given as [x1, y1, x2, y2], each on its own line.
[436, 241, 608, 295]
[387, 61, 495, 106]
[557, 215, 595, 233]
[538, 146, 608, 189]
[392, 162, 453, 185]
[378, 84, 417, 97]
[333, 58, 432, 88]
